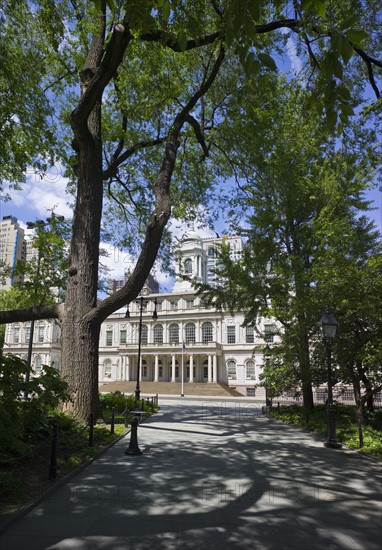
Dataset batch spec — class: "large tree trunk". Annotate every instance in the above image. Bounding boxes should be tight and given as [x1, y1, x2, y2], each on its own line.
[60, 107, 104, 420]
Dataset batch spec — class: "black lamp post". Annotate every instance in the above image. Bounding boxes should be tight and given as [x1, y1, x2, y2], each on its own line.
[320, 310, 342, 449]
[126, 295, 158, 402]
[264, 344, 272, 407]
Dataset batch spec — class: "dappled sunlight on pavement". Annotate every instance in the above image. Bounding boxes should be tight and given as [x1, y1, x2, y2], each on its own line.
[0, 399, 380, 550]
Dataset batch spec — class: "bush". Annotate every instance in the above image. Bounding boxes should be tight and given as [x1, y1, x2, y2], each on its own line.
[0, 354, 69, 460]
[100, 392, 158, 424]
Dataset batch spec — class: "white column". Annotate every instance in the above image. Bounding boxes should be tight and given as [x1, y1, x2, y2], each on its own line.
[208, 354, 212, 383]
[154, 354, 159, 382]
[189, 354, 194, 383]
[126, 356, 130, 381]
[213, 354, 217, 382]
[171, 354, 176, 382]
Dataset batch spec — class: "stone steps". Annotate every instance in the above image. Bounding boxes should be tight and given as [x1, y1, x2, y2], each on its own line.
[99, 381, 243, 397]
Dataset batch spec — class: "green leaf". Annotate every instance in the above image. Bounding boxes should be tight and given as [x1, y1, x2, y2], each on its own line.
[162, 0, 171, 21]
[300, 0, 313, 9]
[326, 108, 337, 130]
[332, 58, 343, 79]
[336, 85, 351, 101]
[258, 53, 277, 72]
[340, 102, 354, 117]
[340, 38, 354, 64]
[346, 29, 369, 47]
[313, 0, 326, 18]
[248, 2, 261, 21]
[244, 52, 260, 76]
[177, 30, 188, 52]
[339, 14, 358, 30]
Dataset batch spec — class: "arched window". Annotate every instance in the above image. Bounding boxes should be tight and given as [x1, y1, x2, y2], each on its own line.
[246, 360, 256, 379]
[34, 355, 42, 374]
[141, 324, 148, 345]
[227, 360, 237, 380]
[202, 321, 213, 343]
[184, 258, 192, 274]
[185, 322, 196, 344]
[153, 324, 163, 344]
[169, 323, 179, 344]
[104, 359, 112, 377]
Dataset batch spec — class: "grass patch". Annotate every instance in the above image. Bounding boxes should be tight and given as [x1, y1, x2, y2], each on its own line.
[268, 404, 382, 458]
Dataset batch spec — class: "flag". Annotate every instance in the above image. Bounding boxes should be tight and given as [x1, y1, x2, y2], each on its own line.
[182, 340, 186, 351]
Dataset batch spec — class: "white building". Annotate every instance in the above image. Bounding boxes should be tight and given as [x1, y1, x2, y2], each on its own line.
[100, 231, 274, 396]
[4, 230, 278, 396]
[0, 216, 26, 289]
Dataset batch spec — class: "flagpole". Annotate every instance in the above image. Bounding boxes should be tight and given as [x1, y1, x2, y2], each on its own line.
[181, 340, 185, 397]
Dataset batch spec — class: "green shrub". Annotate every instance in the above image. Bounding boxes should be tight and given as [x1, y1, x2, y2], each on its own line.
[0, 354, 69, 460]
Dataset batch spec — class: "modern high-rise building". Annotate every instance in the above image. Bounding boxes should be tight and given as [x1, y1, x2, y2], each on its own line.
[0, 216, 26, 289]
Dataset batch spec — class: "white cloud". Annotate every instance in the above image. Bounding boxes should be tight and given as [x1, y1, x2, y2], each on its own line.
[99, 243, 134, 281]
[8, 164, 73, 219]
[281, 28, 303, 77]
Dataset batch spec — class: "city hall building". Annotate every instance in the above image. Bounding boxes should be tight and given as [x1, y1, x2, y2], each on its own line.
[4, 229, 277, 397]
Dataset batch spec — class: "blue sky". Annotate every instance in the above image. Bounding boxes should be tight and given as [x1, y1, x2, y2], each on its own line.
[1, 166, 381, 282]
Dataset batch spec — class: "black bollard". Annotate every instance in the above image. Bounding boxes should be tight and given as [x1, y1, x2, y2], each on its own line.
[49, 424, 58, 480]
[110, 407, 115, 435]
[88, 413, 94, 447]
[124, 415, 142, 455]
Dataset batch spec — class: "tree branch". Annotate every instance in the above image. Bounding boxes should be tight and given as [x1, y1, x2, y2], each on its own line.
[140, 30, 222, 51]
[185, 114, 209, 158]
[0, 303, 63, 325]
[103, 137, 166, 180]
[354, 47, 381, 98]
[93, 47, 226, 322]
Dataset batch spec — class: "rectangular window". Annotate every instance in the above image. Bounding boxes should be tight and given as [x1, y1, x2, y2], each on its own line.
[159, 366, 163, 378]
[38, 326, 44, 343]
[170, 301, 178, 311]
[156, 301, 162, 312]
[106, 330, 113, 346]
[13, 327, 20, 344]
[245, 326, 255, 344]
[227, 326, 236, 344]
[264, 324, 276, 343]
[25, 324, 31, 344]
[186, 299, 194, 309]
[120, 330, 127, 344]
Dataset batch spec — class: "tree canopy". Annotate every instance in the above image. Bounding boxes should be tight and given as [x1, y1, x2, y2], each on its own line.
[193, 80, 381, 410]
[0, 0, 381, 419]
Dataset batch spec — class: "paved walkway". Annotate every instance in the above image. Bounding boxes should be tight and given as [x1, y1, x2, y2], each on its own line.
[0, 399, 381, 550]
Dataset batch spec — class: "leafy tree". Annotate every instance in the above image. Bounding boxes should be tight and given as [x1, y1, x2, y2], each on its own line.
[0, 1, 380, 420]
[312, 215, 382, 419]
[194, 81, 381, 410]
